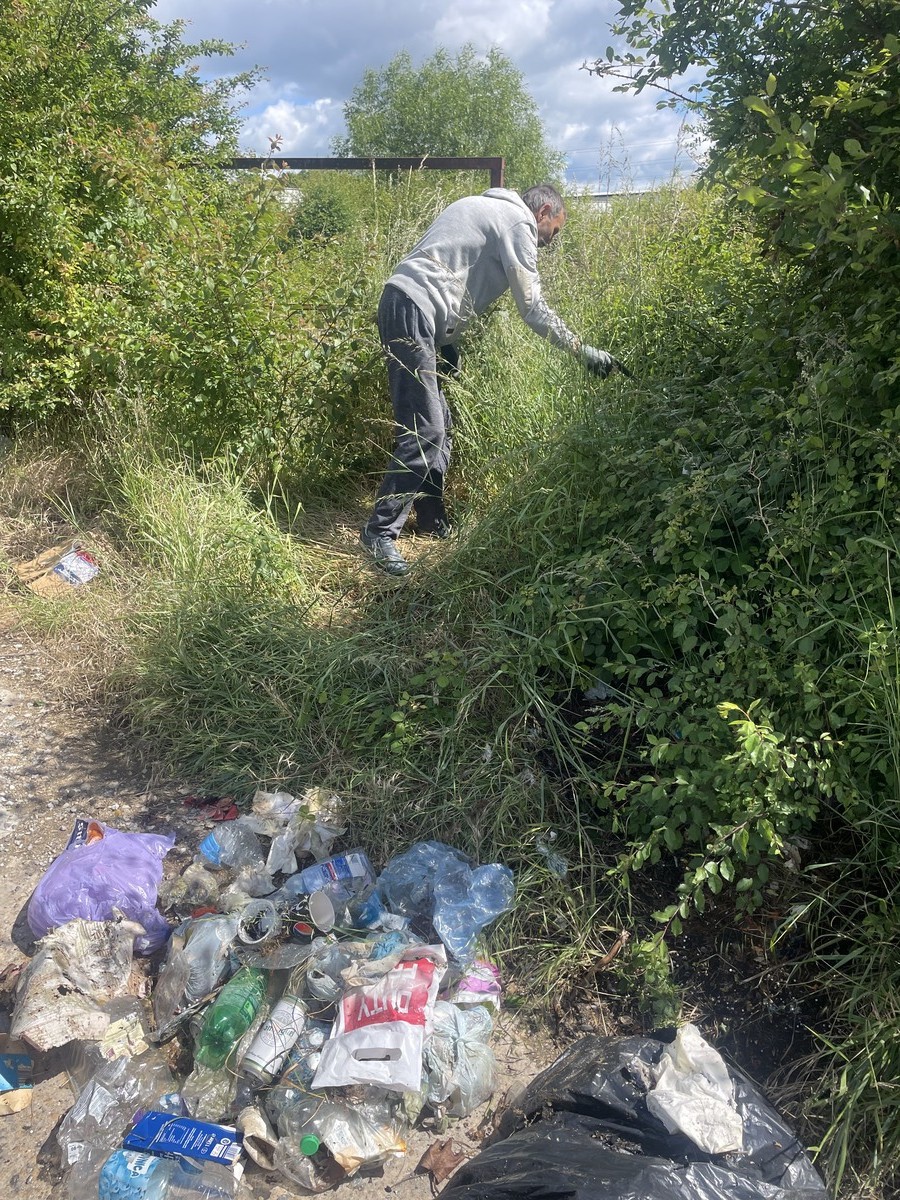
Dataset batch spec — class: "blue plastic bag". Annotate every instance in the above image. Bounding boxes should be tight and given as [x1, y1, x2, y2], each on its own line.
[376, 841, 514, 963]
[27, 819, 174, 954]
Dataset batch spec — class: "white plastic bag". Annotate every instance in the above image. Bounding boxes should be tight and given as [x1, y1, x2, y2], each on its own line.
[313, 946, 446, 1093]
[646, 1022, 743, 1154]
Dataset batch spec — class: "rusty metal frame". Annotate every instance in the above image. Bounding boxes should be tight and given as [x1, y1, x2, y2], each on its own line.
[227, 156, 505, 188]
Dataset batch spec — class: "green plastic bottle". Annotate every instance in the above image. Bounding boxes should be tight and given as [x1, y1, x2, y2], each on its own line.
[196, 966, 266, 1068]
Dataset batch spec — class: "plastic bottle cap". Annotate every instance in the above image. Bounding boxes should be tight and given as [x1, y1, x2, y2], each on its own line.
[300, 1134, 321, 1156]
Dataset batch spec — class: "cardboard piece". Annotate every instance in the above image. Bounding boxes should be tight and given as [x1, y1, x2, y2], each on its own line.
[123, 1111, 243, 1166]
[13, 543, 99, 598]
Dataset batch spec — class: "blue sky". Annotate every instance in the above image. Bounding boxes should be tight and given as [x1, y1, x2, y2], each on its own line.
[151, 0, 704, 191]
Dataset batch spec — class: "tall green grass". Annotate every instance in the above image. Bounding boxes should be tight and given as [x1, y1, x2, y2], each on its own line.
[4, 178, 900, 1192]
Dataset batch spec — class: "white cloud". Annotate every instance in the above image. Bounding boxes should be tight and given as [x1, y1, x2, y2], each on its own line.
[150, 0, 703, 190]
[241, 98, 343, 155]
[433, 0, 550, 59]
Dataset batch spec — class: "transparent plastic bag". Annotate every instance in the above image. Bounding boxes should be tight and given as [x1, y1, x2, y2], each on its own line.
[424, 1001, 496, 1117]
[57, 1050, 175, 1199]
[65, 997, 151, 1089]
[157, 862, 221, 914]
[153, 915, 238, 1039]
[377, 841, 515, 963]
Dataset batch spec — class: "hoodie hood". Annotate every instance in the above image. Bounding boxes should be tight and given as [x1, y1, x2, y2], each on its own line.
[482, 188, 535, 221]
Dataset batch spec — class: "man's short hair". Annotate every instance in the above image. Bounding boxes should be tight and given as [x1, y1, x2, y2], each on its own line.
[521, 184, 565, 216]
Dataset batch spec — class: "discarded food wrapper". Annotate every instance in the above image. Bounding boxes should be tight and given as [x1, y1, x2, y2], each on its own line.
[28, 818, 174, 954]
[94, 1004, 151, 1063]
[451, 960, 502, 1010]
[53, 546, 100, 586]
[0, 1034, 34, 1115]
[646, 1022, 743, 1154]
[13, 542, 99, 598]
[236, 1105, 279, 1170]
[11, 917, 144, 1051]
[313, 944, 446, 1093]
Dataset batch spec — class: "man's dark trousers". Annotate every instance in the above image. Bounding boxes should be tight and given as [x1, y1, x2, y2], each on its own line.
[365, 284, 453, 540]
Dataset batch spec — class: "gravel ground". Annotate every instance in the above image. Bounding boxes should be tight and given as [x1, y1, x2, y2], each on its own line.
[0, 621, 555, 1200]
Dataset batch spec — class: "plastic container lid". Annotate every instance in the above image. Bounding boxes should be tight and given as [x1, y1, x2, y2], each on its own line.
[300, 1134, 321, 1156]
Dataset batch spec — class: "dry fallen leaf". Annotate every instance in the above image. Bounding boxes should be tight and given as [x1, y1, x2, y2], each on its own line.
[416, 1137, 466, 1184]
[0, 962, 23, 1006]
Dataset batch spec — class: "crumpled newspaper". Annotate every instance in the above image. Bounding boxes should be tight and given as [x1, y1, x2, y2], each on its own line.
[11, 917, 143, 1051]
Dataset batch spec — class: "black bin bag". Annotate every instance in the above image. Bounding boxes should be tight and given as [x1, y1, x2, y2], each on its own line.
[440, 1033, 829, 1200]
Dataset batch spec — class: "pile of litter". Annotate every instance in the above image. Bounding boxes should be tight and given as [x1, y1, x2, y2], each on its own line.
[5, 789, 515, 1197]
[1, 787, 830, 1199]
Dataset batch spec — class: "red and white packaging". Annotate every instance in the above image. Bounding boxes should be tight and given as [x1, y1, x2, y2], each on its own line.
[312, 945, 446, 1093]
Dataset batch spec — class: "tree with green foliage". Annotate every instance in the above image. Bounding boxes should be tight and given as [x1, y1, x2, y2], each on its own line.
[334, 45, 564, 189]
[585, 3, 900, 1184]
[0, 0, 258, 428]
[587, 0, 899, 409]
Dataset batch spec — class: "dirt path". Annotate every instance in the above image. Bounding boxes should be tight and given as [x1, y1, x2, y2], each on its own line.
[0, 622, 198, 1196]
[0, 624, 554, 1199]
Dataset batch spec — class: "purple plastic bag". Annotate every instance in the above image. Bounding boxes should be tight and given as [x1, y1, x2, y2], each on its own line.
[27, 820, 175, 954]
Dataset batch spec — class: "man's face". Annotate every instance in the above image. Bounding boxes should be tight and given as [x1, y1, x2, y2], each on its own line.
[536, 204, 566, 247]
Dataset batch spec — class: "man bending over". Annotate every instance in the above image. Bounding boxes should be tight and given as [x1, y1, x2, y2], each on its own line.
[361, 183, 626, 576]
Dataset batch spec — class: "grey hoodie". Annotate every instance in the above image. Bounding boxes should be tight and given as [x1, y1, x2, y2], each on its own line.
[385, 188, 581, 353]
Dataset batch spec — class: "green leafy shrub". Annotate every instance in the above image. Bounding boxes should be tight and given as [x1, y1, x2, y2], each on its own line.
[285, 176, 356, 241]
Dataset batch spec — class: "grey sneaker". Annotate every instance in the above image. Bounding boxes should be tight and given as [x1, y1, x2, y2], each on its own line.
[360, 529, 411, 576]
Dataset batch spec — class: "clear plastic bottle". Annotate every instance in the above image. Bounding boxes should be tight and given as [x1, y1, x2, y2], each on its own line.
[195, 966, 267, 1069]
[98, 1148, 238, 1199]
[282, 849, 375, 896]
[271, 1096, 346, 1192]
[197, 819, 264, 870]
[535, 830, 568, 878]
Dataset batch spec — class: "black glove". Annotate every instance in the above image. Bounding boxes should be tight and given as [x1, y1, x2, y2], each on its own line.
[439, 343, 461, 380]
[581, 345, 632, 379]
